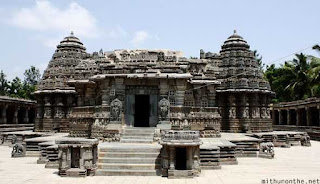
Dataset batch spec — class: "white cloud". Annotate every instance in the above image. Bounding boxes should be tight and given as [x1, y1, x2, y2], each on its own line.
[10, 1, 100, 38]
[108, 26, 128, 39]
[130, 30, 150, 47]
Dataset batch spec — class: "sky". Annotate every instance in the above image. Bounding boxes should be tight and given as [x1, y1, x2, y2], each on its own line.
[0, 0, 319, 80]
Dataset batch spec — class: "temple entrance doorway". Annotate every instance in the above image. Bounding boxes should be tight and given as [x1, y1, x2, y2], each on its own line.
[134, 95, 150, 127]
[71, 147, 80, 168]
[176, 147, 187, 170]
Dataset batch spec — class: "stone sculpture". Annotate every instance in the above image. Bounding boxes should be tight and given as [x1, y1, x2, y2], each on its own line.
[110, 98, 122, 122]
[11, 143, 26, 157]
[11, 134, 17, 145]
[159, 98, 170, 121]
[300, 134, 311, 147]
[259, 142, 274, 159]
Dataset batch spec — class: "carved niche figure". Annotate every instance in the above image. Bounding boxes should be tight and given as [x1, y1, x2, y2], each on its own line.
[11, 143, 26, 157]
[44, 107, 52, 118]
[229, 107, 236, 118]
[110, 98, 122, 121]
[158, 98, 170, 121]
[243, 107, 250, 118]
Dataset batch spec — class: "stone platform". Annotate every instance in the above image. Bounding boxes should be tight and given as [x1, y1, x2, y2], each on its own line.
[1, 141, 320, 184]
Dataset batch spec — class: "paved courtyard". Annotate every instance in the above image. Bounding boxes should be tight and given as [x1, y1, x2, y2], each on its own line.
[1, 141, 320, 184]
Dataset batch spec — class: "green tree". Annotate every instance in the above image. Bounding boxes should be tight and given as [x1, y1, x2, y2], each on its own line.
[23, 66, 41, 99]
[24, 66, 41, 86]
[8, 77, 25, 98]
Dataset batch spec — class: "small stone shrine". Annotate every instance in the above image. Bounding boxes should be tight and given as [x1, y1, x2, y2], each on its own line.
[56, 137, 98, 177]
[160, 130, 202, 178]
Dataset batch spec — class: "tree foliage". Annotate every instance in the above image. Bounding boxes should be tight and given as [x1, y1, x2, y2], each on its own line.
[0, 66, 41, 100]
[265, 49, 320, 102]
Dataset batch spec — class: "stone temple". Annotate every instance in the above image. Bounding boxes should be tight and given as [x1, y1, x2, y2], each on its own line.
[7, 30, 315, 179]
[17, 30, 282, 178]
[34, 30, 273, 136]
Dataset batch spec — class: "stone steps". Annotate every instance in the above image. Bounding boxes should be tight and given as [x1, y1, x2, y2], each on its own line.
[99, 152, 159, 158]
[95, 169, 160, 176]
[120, 139, 153, 143]
[120, 127, 155, 144]
[99, 157, 160, 164]
[98, 163, 161, 170]
[97, 130, 161, 176]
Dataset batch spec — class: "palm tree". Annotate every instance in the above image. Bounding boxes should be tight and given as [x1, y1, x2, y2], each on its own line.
[283, 53, 312, 100]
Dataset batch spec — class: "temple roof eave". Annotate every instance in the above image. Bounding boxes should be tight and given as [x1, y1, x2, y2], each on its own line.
[90, 73, 193, 81]
[34, 89, 77, 94]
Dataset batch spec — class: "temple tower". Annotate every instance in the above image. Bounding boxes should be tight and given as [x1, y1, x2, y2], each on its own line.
[34, 32, 88, 132]
[216, 30, 274, 132]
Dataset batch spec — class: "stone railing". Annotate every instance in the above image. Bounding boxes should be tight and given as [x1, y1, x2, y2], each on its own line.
[160, 130, 202, 146]
[161, 130, 200, 141]
[169, 106, 221, 131]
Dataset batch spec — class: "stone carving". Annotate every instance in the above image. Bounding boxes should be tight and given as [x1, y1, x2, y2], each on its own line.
[300, 134, 311, 146]
[229, 107, 236, 118]
[11, 134, 17, 144]
[11, 143, 26, 157]
[0, 135, 4, 144]
[243, 107, 250, 118]
[159, 98, 170, 121]
[110, 98, 122, 121]
[44, 107, 52, 118]
[259, 142, 274, 159]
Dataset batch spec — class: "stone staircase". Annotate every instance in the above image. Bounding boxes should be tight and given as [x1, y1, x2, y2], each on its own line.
[96, 143, 162, 176]
[120, 127, 155, 143]
[96, 127, 161, 176]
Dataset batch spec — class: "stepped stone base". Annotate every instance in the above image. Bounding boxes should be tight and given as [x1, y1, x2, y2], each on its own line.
[97, 128, 161, 176]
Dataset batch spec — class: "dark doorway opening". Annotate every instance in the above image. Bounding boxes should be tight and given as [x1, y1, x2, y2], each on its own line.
[71, 147, 80, 168]
[134, 95, 150, 127]
[175, 147, 187, 170]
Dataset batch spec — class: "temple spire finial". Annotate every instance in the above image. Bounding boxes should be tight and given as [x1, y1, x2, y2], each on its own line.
[234, 30, 237, 34]
[70, 31, 74, 36]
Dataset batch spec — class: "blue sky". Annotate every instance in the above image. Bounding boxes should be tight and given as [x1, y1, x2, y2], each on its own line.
[0, 0, 319, 80]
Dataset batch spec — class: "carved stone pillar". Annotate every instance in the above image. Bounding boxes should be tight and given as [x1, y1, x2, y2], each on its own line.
[169, 146, 175, 170]
[207, 86, 216, 107]
[228, 94, 236, 118]
[272, 110, 276, 125]
[306, 107, 311, 126]
[101, 79, 110, 105]
[296, 109, 300, 126]
[1, 105, 7, 124]
[13, 106, 20, 124]
[278, 110, 282, 125]
[175, 80, 186, 107]
[287, 109, 291, 125]
[23, 107, 30, 123]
